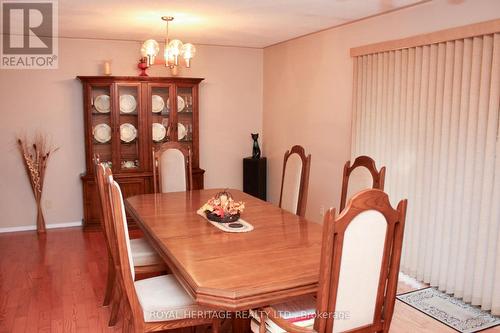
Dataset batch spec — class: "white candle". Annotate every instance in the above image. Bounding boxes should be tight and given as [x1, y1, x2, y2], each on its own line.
[170, 65, 179, 76]
[103, 61, 111, 75]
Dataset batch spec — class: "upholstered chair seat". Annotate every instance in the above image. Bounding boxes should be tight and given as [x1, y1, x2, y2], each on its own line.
[135, 274, 207, 322]
[130, 238, 163, 267]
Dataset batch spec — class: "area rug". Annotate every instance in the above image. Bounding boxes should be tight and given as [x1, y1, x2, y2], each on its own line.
[397, 287, 500, 333]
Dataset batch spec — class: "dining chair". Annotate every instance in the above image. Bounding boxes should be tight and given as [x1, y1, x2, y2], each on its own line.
[339, 155, 386, 212]
[107, 175, 220, 333]
[279, 145, 311, 217]
[253, 189, 407, 333]
[94, 156, 166, 326]
[152, 142, 193, 193]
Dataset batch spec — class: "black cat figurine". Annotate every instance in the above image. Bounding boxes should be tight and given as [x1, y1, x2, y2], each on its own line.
[251, 133, 261, 159]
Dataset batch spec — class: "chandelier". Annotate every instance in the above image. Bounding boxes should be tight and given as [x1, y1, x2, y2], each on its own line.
[139, 16, 196, 73]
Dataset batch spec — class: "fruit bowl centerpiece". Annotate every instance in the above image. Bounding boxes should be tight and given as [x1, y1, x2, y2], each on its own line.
[200, 190, 245, 223]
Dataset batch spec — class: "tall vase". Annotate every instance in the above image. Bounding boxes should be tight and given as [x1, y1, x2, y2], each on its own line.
[36, 201, 46, 233]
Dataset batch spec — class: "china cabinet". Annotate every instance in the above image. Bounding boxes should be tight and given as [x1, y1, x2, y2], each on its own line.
[78, 76, 204, 229]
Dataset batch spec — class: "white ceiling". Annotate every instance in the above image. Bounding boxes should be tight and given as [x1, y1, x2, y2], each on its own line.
[59, 0, 426, 48]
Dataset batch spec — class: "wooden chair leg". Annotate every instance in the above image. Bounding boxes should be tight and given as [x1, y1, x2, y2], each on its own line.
[103, 255, 115, 306]
[108, 289, 122, 326]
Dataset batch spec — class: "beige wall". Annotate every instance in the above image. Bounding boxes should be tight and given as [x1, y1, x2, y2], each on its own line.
[263, 0, 500, 223]
[0, 38, 262, 229]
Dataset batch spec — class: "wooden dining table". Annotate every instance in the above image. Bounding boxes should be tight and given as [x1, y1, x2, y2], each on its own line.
[125, 189, 323, 314]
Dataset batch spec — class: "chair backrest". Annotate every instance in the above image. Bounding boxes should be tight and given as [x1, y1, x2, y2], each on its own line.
[339, 156, 386, 212]
[153, 142, 193, 193]
[107, 176, 145, 330]
[93, 155, 118, 264]
[278, 145, 311, 217]
[315, 189, 407, 333]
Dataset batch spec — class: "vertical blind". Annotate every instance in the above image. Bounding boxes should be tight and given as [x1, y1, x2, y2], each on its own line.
[351, 33, 500, 314]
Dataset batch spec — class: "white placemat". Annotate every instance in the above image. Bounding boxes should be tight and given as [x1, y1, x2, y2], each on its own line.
[196, 209, 254, 233]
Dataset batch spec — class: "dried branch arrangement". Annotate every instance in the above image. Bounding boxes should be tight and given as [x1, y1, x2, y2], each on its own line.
[17, 133, 59, 233]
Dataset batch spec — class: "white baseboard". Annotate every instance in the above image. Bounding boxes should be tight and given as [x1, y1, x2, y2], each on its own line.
[0, 221, 82, 233]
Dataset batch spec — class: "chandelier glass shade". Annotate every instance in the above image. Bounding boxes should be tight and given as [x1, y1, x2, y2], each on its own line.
[181, 43, 196, 67]
[140, 17, 195, 69]
[140, 39, 160, 66]
[166, 39, 183, 66]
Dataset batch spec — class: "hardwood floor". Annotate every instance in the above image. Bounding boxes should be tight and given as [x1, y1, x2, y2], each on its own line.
[0, 227, 498, 333]
[0, 228, 121, 332]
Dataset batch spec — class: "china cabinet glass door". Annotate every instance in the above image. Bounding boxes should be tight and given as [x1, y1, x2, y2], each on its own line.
[90, 84, 113, 169]
[116, 83, 143, 172]
[147, 81, 199, 171]
[149, 84, 174, 151]
[175, 85, 195, 149]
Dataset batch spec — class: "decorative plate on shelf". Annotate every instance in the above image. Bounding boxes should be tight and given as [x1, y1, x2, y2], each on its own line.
[151, 95, 165, 113]
[120, 123, 137, 142]
[178, 123, 187, 141]
[152, 123, 166, 142]
[167, 96, 186, 112]
[119, 94, 137, 113]
[94, 95, 110, 113]
[93, 123, 112, 143]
